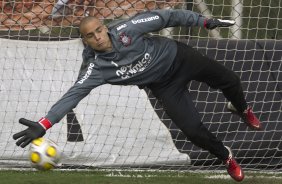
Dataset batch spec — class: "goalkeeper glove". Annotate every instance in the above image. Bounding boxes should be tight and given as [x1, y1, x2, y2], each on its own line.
[13, 118, 52, 148]
[205, 18, 235, 30]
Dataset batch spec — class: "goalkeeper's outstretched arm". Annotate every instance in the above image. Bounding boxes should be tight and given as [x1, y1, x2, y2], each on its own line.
[123, 9, 235, 35]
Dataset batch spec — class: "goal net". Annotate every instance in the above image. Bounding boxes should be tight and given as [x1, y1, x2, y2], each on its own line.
[0, 0, 281, 171]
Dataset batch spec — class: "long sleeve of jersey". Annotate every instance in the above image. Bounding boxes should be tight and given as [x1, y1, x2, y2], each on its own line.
[126, 9, 206, 34]
[45, 55, 105, 125]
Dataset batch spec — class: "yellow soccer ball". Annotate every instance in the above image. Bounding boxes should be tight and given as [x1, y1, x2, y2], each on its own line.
[29, 138, 61, 171]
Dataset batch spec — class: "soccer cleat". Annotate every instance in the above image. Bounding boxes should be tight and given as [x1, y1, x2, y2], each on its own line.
[227, 102, 262, 130]
[224, 146, 244, 182]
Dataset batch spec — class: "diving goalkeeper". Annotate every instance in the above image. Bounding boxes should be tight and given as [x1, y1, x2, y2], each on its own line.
[13, 9, 262, 182]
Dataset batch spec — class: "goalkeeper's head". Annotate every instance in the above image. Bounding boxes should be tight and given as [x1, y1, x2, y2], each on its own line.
[79, 17, 113, 52]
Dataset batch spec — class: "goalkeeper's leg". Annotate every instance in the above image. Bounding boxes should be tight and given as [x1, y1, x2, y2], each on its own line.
[148, 84, 244, 182]
[194, 60, 262, 130]
[174, 40, 262, 130]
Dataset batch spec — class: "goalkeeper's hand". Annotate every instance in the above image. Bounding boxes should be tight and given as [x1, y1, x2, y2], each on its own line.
[13, 118, 52, 148]
[205, 19, 235, 30]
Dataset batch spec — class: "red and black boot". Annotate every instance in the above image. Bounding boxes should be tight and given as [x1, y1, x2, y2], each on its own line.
[227, 102, 262, 130]
[224, 146, 244, 182]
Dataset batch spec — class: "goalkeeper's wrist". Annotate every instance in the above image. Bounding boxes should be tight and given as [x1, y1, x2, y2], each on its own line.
[203, 19, 208, 28]
[38, 117, 52, 130]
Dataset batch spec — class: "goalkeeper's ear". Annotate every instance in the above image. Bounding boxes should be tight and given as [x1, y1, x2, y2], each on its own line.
[78, 27, 88, 46]
[79, 31, 87, 45]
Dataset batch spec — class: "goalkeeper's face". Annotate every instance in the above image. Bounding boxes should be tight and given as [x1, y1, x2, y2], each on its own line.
[80, 18, 112, 52]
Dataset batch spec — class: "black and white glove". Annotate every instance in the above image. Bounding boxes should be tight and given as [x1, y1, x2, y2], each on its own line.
[205, 18, 235, 30]
[13, 118, 52, 148]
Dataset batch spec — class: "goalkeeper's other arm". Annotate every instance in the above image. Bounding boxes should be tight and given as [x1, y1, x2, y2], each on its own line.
[13, 118, 52, 148]
[204, 18, 235, 30]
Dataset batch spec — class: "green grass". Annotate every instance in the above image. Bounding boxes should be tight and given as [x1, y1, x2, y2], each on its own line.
[0, 170, 282, 184]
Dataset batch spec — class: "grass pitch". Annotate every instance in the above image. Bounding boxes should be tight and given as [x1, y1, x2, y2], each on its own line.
[0, 170, 282, 184]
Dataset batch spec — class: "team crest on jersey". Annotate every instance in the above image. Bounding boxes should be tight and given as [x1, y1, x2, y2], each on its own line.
[119, 32, 131, 47]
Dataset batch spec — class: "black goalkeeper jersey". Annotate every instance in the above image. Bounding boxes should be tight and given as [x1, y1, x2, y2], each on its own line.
[45, 9, 206, 124]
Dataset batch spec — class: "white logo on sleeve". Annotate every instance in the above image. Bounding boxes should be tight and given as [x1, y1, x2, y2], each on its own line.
[116, 24, 127, 31]
[131, 15, 159, 24]
[77, 63, 95, 84]
[111, 61, 119, 67]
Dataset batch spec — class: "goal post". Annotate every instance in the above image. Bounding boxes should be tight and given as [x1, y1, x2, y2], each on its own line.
[0, 0, 281, 171]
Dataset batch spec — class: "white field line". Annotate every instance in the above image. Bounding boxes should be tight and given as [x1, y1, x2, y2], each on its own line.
[105, 173, 157, 178]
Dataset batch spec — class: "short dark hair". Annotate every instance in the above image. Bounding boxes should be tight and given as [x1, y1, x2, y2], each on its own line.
[79, 16, 101, 35]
